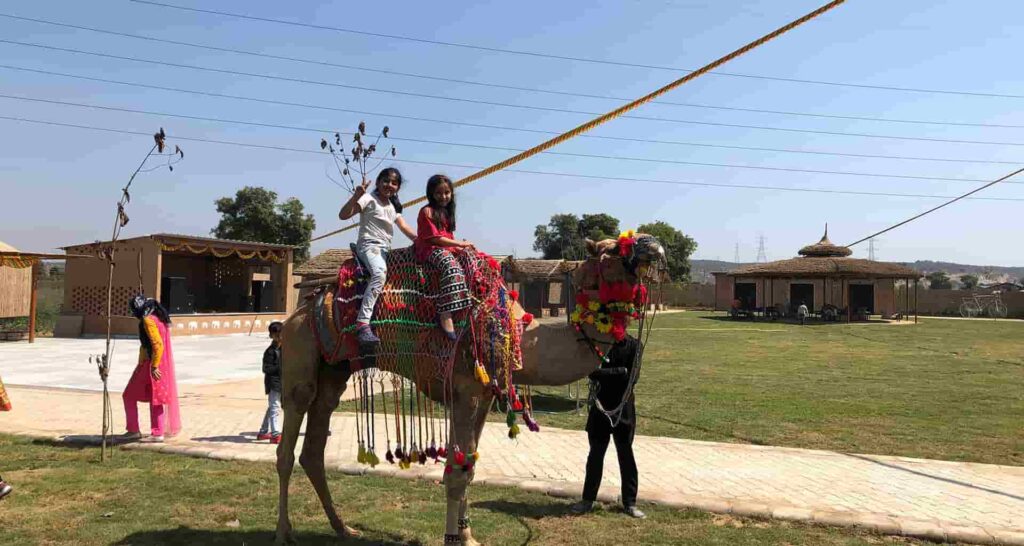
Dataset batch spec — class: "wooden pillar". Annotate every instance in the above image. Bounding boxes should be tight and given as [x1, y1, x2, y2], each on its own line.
[905, 278, 910, 322]
[914, 279, 919, 324]
[28, 260, 40, 343]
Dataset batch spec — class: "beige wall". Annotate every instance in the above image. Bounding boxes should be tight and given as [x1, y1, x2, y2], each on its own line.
[60, 237, 160, 337]
[896, 287, 1024, 318]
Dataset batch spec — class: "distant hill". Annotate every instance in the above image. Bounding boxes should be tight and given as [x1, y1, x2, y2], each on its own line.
[690, 259, 1023, 284]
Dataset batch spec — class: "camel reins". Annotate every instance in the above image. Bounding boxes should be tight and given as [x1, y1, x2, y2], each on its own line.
[568, 258, 663, 428]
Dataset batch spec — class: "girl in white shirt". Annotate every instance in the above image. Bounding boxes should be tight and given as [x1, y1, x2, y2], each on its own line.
[339, 167, 417, 343]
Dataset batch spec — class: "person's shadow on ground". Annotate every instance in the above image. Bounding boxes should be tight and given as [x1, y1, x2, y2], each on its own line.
[110, 526, 418, 545]
[473, 499, 576, 520]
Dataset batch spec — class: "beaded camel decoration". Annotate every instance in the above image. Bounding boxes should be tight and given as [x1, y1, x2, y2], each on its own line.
[273, 233, 664, 546]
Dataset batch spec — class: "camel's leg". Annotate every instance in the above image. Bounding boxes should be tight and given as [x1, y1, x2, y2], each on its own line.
[275, 310, 319, 546]
[458, 395, 492, 546]
[445, 389, 492, 544]
[275, 383, 313, 545]
[299, 363, 359, 539]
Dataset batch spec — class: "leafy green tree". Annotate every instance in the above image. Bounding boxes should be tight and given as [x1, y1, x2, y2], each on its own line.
[637, 221, 698, 281]
[959, 274, 979, 290]
[579, 213, 620, 242]
[533, 214, 583, 259]
[213, 186, 316, 263]
[926, 271, 953, 290]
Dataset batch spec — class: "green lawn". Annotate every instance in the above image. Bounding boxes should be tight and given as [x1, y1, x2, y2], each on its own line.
[0, 434, 956, 546]
[342, 312, 1024, 465]
[532, 312, 1024, 465]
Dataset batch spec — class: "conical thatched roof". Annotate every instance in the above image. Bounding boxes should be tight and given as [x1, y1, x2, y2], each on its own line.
[797, 225, 852, 257]
[0, 240, 19, 253]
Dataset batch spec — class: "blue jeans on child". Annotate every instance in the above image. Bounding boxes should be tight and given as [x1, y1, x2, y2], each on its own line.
[356, 242, 389, 324]
[259, 389, 282, 436]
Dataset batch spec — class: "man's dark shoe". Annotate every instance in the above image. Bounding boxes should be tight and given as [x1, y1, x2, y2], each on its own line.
[0, 480, 12, 501]
[624, 505, 646, 519]
[569, 500, 594, 514]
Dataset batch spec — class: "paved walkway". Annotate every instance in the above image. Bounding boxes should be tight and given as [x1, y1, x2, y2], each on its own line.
[2, 385, 1023, 545]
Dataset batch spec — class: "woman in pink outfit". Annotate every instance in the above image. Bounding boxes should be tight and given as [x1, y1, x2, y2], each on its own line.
[122, 295, 181, 442]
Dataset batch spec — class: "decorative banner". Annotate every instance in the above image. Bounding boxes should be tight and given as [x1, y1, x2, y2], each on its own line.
[0, 255, 38, 269]
[160, 243, 285, 263]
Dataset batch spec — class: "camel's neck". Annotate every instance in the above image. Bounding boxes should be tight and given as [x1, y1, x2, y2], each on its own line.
[512, 320, 601, 386]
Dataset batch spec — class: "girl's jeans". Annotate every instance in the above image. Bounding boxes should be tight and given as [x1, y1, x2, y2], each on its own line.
[356, 242, 389, 324]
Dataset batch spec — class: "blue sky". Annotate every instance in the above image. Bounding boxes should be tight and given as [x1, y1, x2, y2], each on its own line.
[2, 0, 1023, 266]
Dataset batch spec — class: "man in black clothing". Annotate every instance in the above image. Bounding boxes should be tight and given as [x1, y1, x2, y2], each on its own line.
[571, 335, 646, 519]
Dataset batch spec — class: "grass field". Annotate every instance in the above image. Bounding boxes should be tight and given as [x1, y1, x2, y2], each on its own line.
[528, 312, 1024, 465]
[342, 312, 1023, 465]
[0, 434, 958, 546]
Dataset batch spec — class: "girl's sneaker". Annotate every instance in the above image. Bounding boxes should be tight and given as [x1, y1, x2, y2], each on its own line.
[0, 480, 12, 501]
[356, 323, 380, 344]
[140, 435, 165, 443]
[257, 433, 272, 441]
[270, 435, 281, 445]
[121, 431, 143, 441]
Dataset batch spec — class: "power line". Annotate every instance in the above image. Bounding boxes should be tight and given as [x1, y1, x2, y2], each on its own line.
[6, 62, 1024, 151]
[2, 93, 1016, 186]
[127, 0, 1024, 100]
[846, 167, 1024, 247]
[4, 12, 1024, 129]
[3, 113, 1022, 203]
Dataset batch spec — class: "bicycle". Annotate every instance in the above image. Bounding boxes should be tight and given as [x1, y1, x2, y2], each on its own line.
[959, 294, 1007, 318]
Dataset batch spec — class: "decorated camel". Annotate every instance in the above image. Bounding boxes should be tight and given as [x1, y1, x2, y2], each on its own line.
[273, 233, 665, 545]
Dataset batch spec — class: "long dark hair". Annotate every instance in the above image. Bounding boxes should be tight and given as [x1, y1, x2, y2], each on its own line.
[376, 167, 404, 213]
[425, 174, 456, 231]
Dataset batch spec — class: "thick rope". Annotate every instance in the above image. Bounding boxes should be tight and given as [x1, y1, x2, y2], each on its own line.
[310, 0, 845, 243]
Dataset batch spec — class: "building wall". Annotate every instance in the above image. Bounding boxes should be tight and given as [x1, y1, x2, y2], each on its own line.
[714, 275, 734, 310]
[0, 265, 32, 318]
[167, 312, 290, 336]
[895, 287, 1024, 318]
[58, 238, 161, 337]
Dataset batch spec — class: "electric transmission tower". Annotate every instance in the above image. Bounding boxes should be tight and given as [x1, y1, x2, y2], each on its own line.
[756, 235, 768, 263]
[734, 243, 740, 264]
[868, 238, 877, 261]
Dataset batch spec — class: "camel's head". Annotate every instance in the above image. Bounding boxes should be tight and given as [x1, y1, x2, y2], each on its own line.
[569, 232, 665, 342]
[574, 232, 666, 289]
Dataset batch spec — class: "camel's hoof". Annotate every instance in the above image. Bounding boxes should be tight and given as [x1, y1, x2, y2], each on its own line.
[338, 524, 361, 539]
[460, 528, 482, 546]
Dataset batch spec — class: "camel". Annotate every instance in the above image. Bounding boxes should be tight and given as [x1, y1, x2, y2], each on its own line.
[274, 235, 665, 545]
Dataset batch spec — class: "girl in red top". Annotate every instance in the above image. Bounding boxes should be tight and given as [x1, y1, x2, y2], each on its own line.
[415, 174, 475, 339]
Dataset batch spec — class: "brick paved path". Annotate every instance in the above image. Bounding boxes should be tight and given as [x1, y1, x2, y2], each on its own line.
[2, 385, 1023, 545]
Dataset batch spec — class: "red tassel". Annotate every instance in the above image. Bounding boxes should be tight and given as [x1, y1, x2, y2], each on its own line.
[521, 313, 533, 325]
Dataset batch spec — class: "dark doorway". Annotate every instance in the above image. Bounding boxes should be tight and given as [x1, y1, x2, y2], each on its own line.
[790, 283, 814, 313]
[734, 282, 756, 310]
[161, 276, 193, 314]
[251, 280, 274, 312]
[849, 284, 874, 314]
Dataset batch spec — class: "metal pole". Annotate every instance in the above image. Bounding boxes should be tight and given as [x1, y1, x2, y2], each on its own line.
[28, 261, 39, 343]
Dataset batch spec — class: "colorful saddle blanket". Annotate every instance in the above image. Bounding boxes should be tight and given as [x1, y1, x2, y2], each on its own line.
[309, 246, 524, 377]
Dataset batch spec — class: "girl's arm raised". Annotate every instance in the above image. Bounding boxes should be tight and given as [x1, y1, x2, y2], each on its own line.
[339, 179, 371, 220]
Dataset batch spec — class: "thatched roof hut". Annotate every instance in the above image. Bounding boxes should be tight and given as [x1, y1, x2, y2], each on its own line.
[714, 227, 920, 320]
[1, 240, 79, 342]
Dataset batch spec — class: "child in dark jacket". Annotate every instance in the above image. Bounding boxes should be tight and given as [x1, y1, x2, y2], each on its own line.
[257, 321, 283, 444]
